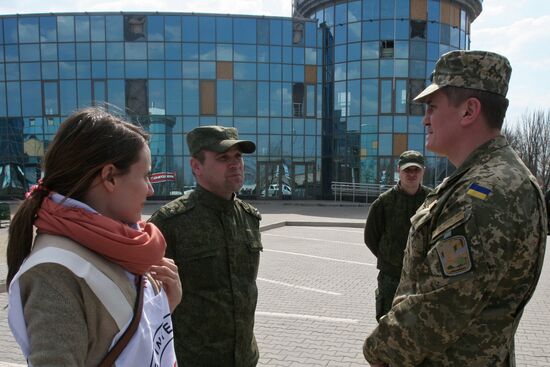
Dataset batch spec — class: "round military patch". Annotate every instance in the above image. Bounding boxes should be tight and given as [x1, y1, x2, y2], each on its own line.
[435, 235, 472, 277]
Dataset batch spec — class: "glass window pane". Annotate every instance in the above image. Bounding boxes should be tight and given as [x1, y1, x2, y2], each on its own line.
[182, 61, 198, 78]
[216, 17, 232, 43]
[59, 61, 76, 79]
[59, 43, 76, 60]
[234, 18, 256, 44]
[148, 61, 164, 78]
[59, 80, 76, 116]
[75, 16, 90, 41]
[107, 61, 124, 78]
[380, 79, 392, 114]
[125, 61, 147, 78]
[106, 16, 123, 41]
[40, 17, 57, 42]
[217, 80, 233, 116]
[149, 79, 165, 113]
[22, 81, 42, 116]
[19, 17, 39, 43]
[41, 43, 57, 61]
[107, 42, 124, 60]
[148, 16, 164, 41]
[92, 80, 106, 106]
[258, 82, 269, 116]
[3, 18, 17, 43]
[199, 61, 215, 79]
[20, 44, 39, 61]
[182, 43, 198, 60]
[234, 44, 256, 62]
[199, 17, 215, 42]
[92, 42, 106, 60]
[234, 62, 256, 80]
[270, 19, 282, 45]
[182, 16, 198, 42]
[270, 83, 282, 116]
[76, 61, 90, 78]
[182, 80, 199, 115]
[107, 79, 124, 112]
[21, 62, 40, 80]
[234, 81, 256, 116]
[7, 82, 21, 116]
[42, 62, 58, 79]
[76, 42, 90, 60]
[166, 43, 181, 60]
[166, 61, 182, 78]
[125, 42, 146, 60]
[57, 16, 75, 42]
[92, 61, 106, 78]
[165, 16, 182, 42]
[362, 79, 378, 115]
[148, 42, 164, 60]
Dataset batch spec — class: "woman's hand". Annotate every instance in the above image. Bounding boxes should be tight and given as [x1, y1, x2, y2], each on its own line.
[149, 257, 182, 312]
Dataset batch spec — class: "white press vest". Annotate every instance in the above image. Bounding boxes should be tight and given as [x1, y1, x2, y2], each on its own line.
[8, 234, 177, 366]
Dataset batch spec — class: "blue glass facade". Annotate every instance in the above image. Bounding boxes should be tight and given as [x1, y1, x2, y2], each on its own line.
[0, 0, 482, 199]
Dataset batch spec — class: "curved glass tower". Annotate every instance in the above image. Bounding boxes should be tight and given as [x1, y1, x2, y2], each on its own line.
[0, 0, 482, 200]
[294, 0, 482, 192]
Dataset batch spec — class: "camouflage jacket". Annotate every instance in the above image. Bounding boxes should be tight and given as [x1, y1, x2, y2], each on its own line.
[364, 136, 547, 366]
[149, 186, 262, 367]
[364, 184, 431, 278]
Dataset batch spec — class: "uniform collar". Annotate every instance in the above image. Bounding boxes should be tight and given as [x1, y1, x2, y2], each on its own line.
[195, 185, 236, 212]
[437, 135, 508, 193]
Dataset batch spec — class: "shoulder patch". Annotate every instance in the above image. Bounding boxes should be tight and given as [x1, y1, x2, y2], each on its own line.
[435, 236, 472, 277]
[466, 183, 492, 200]
[237, 200, 262, 220]
[431, 210, 468, 240]
[152, 195, 195, 221]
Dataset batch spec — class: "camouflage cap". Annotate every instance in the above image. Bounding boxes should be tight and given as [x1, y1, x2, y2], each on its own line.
[187, 125, 256, 156]
[398, 150, 425, 170]
[413, 50, 512, 103]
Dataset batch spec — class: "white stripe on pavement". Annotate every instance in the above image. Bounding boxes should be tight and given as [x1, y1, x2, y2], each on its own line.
[263, 249, 375, 266]
[257, 277, 341, 296]
[256, 311, 358, 324]
[263, 233, 364, 246]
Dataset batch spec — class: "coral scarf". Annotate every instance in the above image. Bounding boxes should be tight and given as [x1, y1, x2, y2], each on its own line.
[34, 195, 166, 275]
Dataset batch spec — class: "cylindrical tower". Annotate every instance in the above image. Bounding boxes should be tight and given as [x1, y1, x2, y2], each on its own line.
[294, 0, 483, 188]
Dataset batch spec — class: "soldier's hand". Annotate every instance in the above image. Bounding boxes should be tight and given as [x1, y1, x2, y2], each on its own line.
[150, 257, 182, 312]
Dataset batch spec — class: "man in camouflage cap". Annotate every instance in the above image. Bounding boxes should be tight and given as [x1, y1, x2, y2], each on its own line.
[364, 150, 431, 321]
[150, 126, 262, 366]
[364, 50, 547, 366]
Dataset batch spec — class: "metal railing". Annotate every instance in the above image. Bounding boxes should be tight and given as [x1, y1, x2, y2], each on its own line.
[331, 181, 390, 204]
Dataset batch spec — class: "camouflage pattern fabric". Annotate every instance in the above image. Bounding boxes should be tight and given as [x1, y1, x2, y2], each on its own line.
[365, 184, 431, 320]
[414, 50, 512, 103]
[363, 136, 547, 366]
[149, 186, 262, 367]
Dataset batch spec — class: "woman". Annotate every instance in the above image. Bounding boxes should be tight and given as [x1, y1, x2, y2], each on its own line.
[6, 107, 182, 366]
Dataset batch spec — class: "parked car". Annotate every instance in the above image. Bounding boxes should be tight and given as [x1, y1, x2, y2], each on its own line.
[261, 184, 292, 198]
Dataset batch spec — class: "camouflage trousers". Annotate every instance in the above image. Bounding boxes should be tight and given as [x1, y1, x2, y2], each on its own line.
[375, 272, 400, 322]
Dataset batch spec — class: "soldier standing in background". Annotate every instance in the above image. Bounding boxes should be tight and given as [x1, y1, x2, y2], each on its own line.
[364, 150, 431, 321]
[363, 50, 547, 366]
[150, 126, 262, 367]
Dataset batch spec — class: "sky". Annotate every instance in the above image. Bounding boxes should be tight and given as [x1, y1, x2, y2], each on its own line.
[0, 0, 549, 126]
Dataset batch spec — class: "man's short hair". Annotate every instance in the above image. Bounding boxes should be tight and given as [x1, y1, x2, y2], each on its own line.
[440, 86, 509, 129]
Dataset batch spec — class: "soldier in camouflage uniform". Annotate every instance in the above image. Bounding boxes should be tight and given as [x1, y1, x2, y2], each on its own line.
[364, 150, 431, 321]
[363, 50, 547, 366]
[149, 126, 262, 367]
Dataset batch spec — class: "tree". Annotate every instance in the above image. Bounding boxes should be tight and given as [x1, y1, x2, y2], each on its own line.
[502, 109, 550, 192]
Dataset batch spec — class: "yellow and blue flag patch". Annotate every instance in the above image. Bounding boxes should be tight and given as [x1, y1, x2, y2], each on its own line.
[466, 183, 491, 200]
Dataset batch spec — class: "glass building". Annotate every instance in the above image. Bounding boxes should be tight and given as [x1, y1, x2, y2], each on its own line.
[0, 0, 482, 200]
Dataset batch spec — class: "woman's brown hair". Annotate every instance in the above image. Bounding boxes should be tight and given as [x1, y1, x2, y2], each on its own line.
[6, 107, 149, 287]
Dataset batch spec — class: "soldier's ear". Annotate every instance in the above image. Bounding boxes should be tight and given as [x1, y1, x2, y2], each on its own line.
[190, 157, 202, 177]
[459, 97, 481, 127]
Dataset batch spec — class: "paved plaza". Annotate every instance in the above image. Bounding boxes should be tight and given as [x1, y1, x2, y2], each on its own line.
[0, 201, 549, 366]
